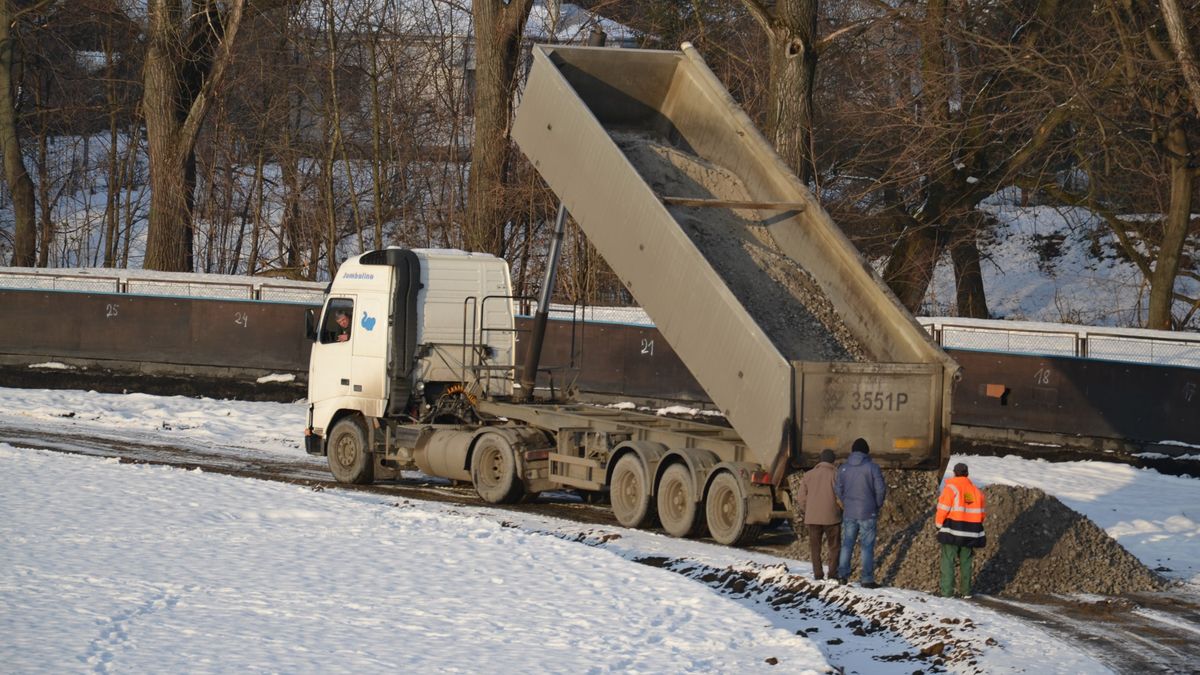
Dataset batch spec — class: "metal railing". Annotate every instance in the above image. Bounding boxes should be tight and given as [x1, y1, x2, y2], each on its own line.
[0, 267, 326, 305]
[919, 318, 1200, 369]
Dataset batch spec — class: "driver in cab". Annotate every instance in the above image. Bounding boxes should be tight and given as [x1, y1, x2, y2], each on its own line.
[333, 310, 351, 342]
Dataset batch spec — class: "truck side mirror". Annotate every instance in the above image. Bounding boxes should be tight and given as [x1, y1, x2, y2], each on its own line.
[305, 308, 319, 341]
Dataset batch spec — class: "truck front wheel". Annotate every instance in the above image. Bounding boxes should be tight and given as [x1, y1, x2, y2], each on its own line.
[328, 417, 375, 485]
[471, 433, 526, 504]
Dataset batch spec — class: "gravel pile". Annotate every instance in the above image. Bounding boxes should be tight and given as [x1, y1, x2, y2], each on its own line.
[610, 131, 866, 362]
[788, 470, 1165, 596]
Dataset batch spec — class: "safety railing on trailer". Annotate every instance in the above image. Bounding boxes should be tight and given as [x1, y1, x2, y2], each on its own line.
[539, 302, 588, 398]
[467, 297, 588, 399]
[459, 294, 536, 394]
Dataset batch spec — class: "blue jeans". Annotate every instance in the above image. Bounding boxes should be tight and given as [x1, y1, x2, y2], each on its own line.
[837, 517, 878, 583]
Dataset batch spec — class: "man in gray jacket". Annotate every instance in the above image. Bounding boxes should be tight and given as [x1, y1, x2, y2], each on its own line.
[834, 438, 887, 588]
[794, 448, 842, 580]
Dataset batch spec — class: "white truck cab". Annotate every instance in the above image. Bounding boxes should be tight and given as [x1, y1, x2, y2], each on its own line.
[304, 248, 515, 458]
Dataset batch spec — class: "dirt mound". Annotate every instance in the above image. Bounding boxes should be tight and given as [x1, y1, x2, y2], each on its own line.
[788, 470, 1166, 597]
[610, 131, 866, 362]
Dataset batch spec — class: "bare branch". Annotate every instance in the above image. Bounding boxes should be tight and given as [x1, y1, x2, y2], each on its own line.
[9, 0, 53, 23]
[1159, 0, 1200, 118]
[179, 0, 247, 160]
[739, 0, 772, 35]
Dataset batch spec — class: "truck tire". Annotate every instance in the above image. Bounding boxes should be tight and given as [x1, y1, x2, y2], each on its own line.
[705, 471, 761, 546]
[610, 454, 657, 529]
[657, 463, 706, 538]
[471, 433, 525, 504]
[327, 417, 374, 485]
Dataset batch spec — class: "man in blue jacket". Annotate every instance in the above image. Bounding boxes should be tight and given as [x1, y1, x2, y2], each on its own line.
[834, 437, 887, 588]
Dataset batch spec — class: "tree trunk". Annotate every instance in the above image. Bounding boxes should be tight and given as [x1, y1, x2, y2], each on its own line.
[143, 0, 189, 270]
[466, 0, 534, 257]
[951, 229, 989, 318]
[246, 148, 264, 274]
[35, 125, 50, 266]
[883, 221, 944, 313]
[882, 0, 951, 312]
[0, 5, 36, 266]
[143, 0, 246, 271]
[764, 0, 818, 184]
[1146, 120, 1194, 329]
[104, 97, 122, 267]
[280, 148, 302, 270]
[369, 36, 385, 248]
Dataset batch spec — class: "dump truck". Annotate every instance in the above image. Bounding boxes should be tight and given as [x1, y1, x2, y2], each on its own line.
[303, 43, 959, 545]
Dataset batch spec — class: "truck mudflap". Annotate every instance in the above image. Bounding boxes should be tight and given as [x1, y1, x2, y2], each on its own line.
[795, 362, 949, 469]
[304, 431, 324, 456]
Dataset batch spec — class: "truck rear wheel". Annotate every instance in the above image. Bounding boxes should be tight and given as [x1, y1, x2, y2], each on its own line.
[657, 463, 706, 538]
[705, 471, 761, 546]
[328, 417, 374, 485]
[471, 433, 526, 504]
[610, 454, 657, 529]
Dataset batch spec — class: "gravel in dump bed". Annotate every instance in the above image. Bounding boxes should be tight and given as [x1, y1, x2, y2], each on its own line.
[787, 470, 1166, 596]
[610, 131, 867, 363]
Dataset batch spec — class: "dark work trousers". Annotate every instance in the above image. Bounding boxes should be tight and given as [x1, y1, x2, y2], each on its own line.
[807, 523, 841, 579]
[940, 543, 975, 597]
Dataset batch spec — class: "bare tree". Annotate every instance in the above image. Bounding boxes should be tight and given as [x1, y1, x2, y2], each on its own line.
[0, 0, 49, 266]
[817, 0, 1083, 318]
[465, 0, 534, 257]
[1159, 0, 1200, 118]
[142, 0, 255, 271]
[1083, 0, 1198, 329]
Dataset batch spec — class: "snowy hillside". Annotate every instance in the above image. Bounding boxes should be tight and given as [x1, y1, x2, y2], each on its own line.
[926, 189, 1200, 329]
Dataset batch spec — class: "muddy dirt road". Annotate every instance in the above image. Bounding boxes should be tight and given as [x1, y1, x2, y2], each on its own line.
[4, 424, 1199, 673]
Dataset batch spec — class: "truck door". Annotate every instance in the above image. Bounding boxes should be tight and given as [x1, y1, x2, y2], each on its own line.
[350, 291, 388, 402]
[310, 296, 356, 408]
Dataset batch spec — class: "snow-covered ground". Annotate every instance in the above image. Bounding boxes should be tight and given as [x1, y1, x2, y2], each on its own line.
[2, 387, 1198, 672]
[3, 446, 832, 673]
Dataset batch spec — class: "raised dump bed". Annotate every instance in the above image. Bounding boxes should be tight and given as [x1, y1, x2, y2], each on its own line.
[512, 44, 958, 471]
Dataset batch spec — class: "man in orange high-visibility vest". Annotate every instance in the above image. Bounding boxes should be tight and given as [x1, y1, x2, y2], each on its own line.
[935, 463, 986, 598]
